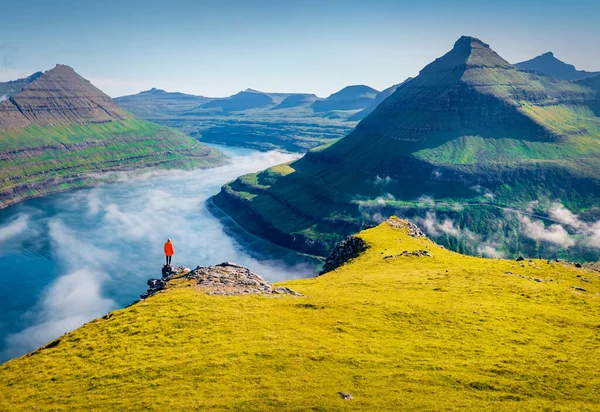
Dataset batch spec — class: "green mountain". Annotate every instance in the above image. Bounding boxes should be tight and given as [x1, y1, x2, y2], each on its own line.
[212, 36, 600, 259]
[311, 85, 379, 112]
[2, 218, 598, 410]
[0, 64, 226, 209]
[515, 52, 599, 81]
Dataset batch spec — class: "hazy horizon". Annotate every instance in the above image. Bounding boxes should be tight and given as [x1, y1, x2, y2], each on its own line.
[0, 0, 599, 98]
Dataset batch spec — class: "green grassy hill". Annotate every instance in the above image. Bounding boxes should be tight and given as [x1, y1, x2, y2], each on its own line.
[0, 65, 226, 208]
[212, 36, 600, 260]
[1, 217, 598, 410]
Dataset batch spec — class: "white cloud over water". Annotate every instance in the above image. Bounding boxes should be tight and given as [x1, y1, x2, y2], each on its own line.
[2, 268, 116, 360]
[0, 214, 29, 243]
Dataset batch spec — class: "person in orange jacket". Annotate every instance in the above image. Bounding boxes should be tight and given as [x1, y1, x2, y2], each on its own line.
[164, 238, 174, 266]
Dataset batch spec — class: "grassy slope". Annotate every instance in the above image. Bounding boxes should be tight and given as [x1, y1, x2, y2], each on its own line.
[1, 218, 599, 410]
[0, 119, 227, 208]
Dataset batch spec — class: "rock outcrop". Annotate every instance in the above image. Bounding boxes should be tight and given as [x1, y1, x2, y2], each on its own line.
[386, 216, 426, 237]
[320, 235, 368, 275]
[319, 217, 428, 274]
[142, 262, 302, 298]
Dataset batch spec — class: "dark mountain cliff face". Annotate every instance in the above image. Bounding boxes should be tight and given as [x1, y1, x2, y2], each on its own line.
[0, 64, 129, 130]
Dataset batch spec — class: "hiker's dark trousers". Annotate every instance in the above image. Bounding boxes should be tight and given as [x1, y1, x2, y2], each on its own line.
[166, 255, 172, 265]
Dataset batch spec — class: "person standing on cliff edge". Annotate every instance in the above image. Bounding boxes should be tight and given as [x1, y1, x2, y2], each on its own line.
[164, 238, 174, 266]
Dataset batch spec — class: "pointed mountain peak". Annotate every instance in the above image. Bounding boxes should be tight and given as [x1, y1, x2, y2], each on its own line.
[4, 63, 129, 128]
[542, 51, 554, 58]
[454, 35, 490, 49]
[35, 64, 89, 85]
[420, 36, 512, 75]
[49, 64, 77, 74]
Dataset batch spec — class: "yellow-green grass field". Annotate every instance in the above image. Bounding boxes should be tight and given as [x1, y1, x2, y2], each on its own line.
[1, 218, 599, 410]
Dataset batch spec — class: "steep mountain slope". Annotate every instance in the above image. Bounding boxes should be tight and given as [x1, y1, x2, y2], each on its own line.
[0, 65, 226, 208]
[1, 218, 598, 410]
[515, 52, 599, 80]
[198, 88, 276, 112]
[0, 71, 42, 100]
[213, 36, 600, 259]
[114, 88, 212, 117]
[349, 78, 412, 121]
[311, 85, 379, 112]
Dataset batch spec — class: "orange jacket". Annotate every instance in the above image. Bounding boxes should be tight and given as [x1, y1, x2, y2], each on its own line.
[164, 241, 174, 256]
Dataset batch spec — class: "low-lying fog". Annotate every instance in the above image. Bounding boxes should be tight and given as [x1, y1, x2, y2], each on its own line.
[0, 145, 311, 362]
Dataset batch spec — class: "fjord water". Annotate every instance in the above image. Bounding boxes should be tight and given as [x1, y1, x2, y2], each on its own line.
[0, 145, 313, 362]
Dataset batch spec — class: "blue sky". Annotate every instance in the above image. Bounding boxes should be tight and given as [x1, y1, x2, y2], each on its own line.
[0, 0, 598, 97]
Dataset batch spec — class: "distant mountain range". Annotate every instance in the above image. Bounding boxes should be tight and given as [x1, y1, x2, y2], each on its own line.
[0, 65, 225, 208]
[515, 52, 599, 80]
[117, 85, 382, 115]
[116, 85, 383, 152]
[213, 36, 600, 261]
